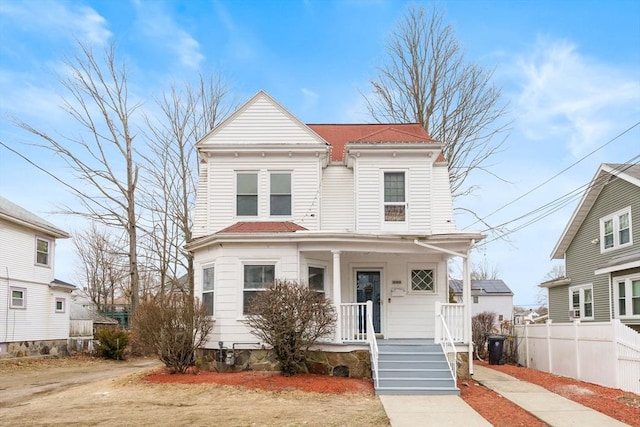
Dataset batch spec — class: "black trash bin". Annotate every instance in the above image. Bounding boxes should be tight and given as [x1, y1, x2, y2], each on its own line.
[488, 335, 506, 365]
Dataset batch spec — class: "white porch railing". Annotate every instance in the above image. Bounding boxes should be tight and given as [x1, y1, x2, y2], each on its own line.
[365, 301, 379, 388]
[435, 302, 465, 343]
[436, 311, 458, 380]
[340, 302, 368, 342]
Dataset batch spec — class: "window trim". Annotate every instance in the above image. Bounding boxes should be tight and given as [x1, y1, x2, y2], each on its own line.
[568, 284, 594, 320]
[241, 261, 277, 316]
[600, 207, 632, 253]
[613, 274, 640, 319]
[308, 264, 326, 296]
[236, 171, 259, 217]
[55, 297, 66, 313]
[407, 263, 436, 294]
[382, 170, 407, 223]
[35, 236, 52, 267]
[202, 265, 215, 317]
[10, 287, 26, 309]
[269, 171, 292, 217]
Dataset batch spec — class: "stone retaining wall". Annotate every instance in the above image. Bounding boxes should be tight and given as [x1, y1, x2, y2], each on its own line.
[197, 348, 372, 378]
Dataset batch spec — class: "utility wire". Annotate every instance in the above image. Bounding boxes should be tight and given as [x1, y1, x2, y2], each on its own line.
[465, 120, 640, 230]
[477, 159, 640, 246]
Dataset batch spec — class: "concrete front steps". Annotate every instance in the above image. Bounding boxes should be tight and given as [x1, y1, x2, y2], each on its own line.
[375, 340, 459, 396]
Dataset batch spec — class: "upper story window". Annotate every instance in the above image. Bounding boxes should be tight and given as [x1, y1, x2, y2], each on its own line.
[308, 266, 325, 297]
[243, 264, 275, 314]
[384, 172, 406, 222]
[36, 237, 51, 266]
[569, 284, 593, 320]
[270, 172, 291, 216]
[615, 275, 640, 318]
[237, 172, 258, 216]
[202, 267, 215, 317]
[600, 207, 632, 252]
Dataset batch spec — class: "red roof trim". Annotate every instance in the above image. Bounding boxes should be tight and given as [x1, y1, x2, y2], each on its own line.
[217, 221, 307, 233]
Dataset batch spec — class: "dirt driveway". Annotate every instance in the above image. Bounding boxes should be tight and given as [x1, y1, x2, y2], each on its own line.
[0, 357, 388, 426]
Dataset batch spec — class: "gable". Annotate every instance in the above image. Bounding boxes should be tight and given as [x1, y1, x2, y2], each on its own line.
[552, 163, 640, 259]
[197, 90, 329, 148]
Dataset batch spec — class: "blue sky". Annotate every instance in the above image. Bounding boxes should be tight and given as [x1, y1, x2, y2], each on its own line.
[1, 0, 639, 306]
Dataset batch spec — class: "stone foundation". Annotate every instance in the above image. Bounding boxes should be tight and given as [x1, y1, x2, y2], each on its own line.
[197, 348, 372, 378]
[456, 352, 471, 379]
[1, 339, 69, 359]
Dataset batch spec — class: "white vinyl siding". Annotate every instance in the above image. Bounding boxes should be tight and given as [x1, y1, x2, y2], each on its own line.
[431, 164, 457, 233]
[193, 161, 209, 238]
[199, 95, 324, 146]
[354, 157, 433, 234]
[320, 165, 354, 231]
[206, 156, 320, 232]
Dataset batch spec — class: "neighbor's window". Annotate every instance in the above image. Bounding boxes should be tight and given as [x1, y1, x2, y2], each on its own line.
[569, 284, 593, 319]
[615, 276, 640, 318]
[10, 287, 26, 309]
[384, 172, 406, 222]
[270, 172, 291, 216]
[473, 295, 479, 304]
[411, 269, 434, 292]
[243, 264, 275, 314]
[36, 237, 51, 266]
[308, 266, 325, 297]
[600, 207, 632, 251]
[202, 267, 215, 316]
[55, 298, 65, 313]
[237, 172, 258, 216]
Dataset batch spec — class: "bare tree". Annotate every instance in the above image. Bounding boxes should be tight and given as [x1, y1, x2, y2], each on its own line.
[470, 259, 501, 280]
[73, 223, 128, 312]
[537, 264, 565, 305]
[141, 74, 234, 297]
[363, 5, 509, 198]
[15, 42, 142, 313]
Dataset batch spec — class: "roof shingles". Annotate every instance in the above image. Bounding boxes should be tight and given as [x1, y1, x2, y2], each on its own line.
[217, 221, 307, 233]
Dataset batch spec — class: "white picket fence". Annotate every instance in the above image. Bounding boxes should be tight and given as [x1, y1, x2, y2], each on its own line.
[515, 319, 640, 394]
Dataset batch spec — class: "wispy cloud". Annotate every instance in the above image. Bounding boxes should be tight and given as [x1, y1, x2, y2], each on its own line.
[513, 37, 640, 157]
[0, 1, 111, 45]
[133, 1, 204, 70]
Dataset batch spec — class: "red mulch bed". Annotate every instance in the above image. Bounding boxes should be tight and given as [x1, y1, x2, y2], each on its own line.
[477, 361, 640, 426]
[144, 368, 375, 395]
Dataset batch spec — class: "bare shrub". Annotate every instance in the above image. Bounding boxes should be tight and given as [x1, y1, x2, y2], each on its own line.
[245, 280, 336, 376]
[472, 311, 497, 360]
[132, 293, 212, 373]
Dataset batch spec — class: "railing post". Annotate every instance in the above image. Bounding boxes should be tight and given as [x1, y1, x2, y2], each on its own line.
[366, 300, 373, 338]
[332, 250, 342, 343]
[435, 301, 442, 343]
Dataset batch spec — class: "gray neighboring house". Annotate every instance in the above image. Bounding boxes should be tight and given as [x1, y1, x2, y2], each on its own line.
[541, 163, 640, 331]
[450, 279, 514, 324]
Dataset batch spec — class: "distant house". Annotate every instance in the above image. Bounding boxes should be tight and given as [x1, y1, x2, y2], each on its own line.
[513, 309, 541, 324]
[541, 163, 640, 331]
[450, 279, 514, 324]
[0, 196, 74, 357]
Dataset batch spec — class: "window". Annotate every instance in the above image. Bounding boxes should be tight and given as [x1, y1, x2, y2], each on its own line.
[10, 287, 25, 309]
[243, 264, 275, 314]
[237, 173, 258, 216]
[411, 269, 434, 292]
[384, 172, 406, 222]
[270, 172, 291, 216]
[55, 298, 65, 313]
[614, 276, 640, 318]
[308, 266, 325, 296]
[600, 207, 632, 251]
[202, 267, 215, 316]
[36, 237, 50, 266]
[473, 295, 479, 304]
[569, 284, 593, 319]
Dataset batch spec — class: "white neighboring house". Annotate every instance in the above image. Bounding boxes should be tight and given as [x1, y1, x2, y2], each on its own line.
[187, 91, 484, 392]
[449, 279, 514, 324]
[0, 196, 74, 357]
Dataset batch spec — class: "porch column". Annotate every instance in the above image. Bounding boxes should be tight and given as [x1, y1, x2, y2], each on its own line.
[332, 250, 342, 343]
[463, 244, 473, 375]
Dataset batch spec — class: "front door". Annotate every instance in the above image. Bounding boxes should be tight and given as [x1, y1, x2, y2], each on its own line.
[356, 270, 381, 334]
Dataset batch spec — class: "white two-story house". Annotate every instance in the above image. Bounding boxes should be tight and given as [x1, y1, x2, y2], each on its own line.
[188, 91, 483, 394]
[0, 196, 74, 357]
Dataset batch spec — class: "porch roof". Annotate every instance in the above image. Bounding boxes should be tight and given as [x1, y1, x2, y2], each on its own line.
[186, 229, 484, 252]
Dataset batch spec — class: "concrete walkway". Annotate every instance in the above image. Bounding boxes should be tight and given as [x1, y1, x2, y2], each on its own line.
[379, 394, 492, 427]
[473, 365, 629, 427]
